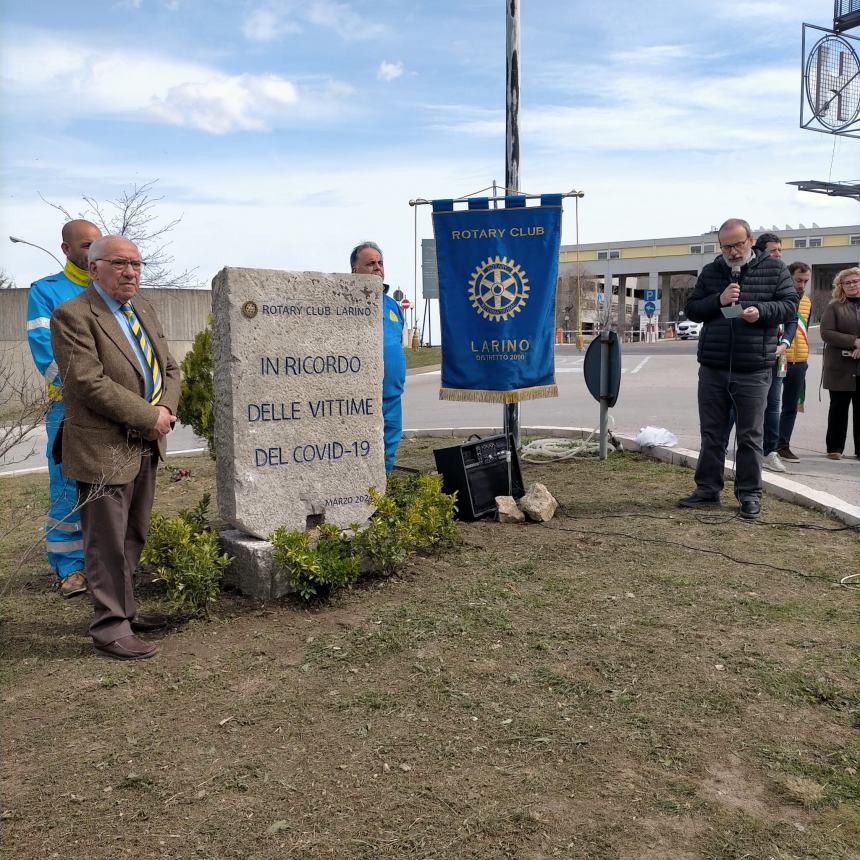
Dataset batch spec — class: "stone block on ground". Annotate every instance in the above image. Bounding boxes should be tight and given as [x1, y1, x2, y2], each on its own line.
[496, 495, 525, 523]
[518, 482, 558, 522]
[220, 528, 296, 601]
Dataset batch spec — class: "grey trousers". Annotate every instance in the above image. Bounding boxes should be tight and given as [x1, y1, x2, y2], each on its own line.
[694, 364, 770, 500]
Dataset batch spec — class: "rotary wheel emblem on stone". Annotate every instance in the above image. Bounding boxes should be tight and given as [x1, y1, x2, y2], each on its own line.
[468, 256, 530, 321]
[242, 300, 258, 319]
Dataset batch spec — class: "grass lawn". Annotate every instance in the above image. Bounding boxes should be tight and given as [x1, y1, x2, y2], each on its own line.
[405, 345, 441, 370]
[1, 442, 858, 859]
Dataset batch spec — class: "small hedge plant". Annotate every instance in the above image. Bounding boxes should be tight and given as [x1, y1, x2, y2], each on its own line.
[271, 524, 362, 602]
[176, 323, 215, 457]
[142, 494, 231, 618]
[270, 474, 458, 601]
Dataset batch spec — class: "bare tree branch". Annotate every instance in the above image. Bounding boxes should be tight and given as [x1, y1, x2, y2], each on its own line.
[37, 192, 74, 222]
[39, 180, 200, 288]
[0, 347, 49, 466]
[0, 335, 156, 599]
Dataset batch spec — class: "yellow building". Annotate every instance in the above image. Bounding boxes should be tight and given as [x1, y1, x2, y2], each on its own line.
[558, 224, 860, 334]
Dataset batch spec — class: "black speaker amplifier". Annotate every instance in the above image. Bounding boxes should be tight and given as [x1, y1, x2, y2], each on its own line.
[433, 435, 524, 521]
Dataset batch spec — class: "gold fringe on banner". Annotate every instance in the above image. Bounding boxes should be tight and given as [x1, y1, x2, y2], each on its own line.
[439, 384, 558, 404]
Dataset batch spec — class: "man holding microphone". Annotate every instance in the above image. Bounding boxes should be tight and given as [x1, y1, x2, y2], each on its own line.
[678, 219, 796, 519]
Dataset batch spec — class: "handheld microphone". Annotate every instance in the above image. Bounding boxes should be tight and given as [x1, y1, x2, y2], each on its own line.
[721, 264, 744, 319]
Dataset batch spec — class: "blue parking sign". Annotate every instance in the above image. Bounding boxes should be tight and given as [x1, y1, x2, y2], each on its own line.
[644, 289, 657, 302]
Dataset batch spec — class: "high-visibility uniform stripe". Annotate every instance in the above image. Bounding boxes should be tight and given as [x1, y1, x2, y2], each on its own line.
[46, 539, 84, 553]
[47, 517, 81, 532]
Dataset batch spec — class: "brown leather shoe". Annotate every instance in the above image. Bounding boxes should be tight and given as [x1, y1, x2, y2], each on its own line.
[59, 570, 87, 599]
[130, 613, 168, 632]
[827, 452, 843, 460]
[94, 634, 157, 661]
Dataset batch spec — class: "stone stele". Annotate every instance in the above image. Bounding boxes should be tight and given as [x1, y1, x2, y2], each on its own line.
[212, 268, 386, 539]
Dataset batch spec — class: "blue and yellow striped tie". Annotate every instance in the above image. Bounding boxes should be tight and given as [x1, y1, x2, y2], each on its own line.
[120, 302, 162, 405]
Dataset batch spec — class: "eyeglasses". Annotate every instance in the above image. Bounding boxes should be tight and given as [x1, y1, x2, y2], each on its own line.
[95, 258, 146, 271]
[842, 279, 860, 288]
[719, 240, 750, 253]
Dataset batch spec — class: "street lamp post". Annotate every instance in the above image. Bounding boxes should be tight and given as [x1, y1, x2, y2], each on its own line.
[9, 236, 63, 268]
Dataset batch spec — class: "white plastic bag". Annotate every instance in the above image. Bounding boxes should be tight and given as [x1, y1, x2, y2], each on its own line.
[634, 426, 678, 448]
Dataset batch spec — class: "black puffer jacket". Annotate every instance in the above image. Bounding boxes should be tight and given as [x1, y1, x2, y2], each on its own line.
[685, 251, 797, 372]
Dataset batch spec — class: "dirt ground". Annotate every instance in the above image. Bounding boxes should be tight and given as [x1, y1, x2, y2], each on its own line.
[1, 440, 858, 860]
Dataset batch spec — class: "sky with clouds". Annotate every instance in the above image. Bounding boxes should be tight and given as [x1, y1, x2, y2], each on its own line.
[1, 0, 858, 312]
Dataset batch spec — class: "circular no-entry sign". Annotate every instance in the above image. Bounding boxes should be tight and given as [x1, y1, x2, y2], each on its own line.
[400, 298, 411, 311]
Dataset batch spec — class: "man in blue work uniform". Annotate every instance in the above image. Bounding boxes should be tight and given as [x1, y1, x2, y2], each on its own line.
[27, 219, 102, 597]
[350, 242, 406, 473]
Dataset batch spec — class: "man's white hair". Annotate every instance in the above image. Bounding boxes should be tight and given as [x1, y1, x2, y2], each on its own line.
[87, 235, 138, 263]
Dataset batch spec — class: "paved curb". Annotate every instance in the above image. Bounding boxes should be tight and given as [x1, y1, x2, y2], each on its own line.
[8, 427, 857, 527]
[406, 363, 440, 376]
[0, 447, 207, 479]
[403, 425, 860, 527]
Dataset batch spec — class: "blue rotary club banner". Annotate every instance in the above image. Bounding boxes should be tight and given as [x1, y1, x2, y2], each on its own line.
[432, 194, 562, 403]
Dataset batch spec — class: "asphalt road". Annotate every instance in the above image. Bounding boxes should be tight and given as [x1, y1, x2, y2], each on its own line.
[3, 333, 859, 506]
[401, 333, 860, 507]
[0, 422, 206, 476]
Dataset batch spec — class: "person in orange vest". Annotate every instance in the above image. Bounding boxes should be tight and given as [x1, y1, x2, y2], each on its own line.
[775, 261, 812, 463]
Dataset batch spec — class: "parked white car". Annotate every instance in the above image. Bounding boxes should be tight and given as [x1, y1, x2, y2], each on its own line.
[676, 320, 702, 339]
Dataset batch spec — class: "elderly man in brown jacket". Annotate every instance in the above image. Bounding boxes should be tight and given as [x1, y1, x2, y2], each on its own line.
[51, 235, 180, 660]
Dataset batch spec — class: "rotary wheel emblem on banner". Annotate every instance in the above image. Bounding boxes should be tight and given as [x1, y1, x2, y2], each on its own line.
[468, 256, 530, 321]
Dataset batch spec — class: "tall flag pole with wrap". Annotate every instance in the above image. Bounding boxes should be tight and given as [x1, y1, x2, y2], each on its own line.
[505, 0, 521, 446]
[412, 4, 583, 416]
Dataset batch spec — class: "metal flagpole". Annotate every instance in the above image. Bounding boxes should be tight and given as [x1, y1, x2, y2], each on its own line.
[503, 0, 521, 449]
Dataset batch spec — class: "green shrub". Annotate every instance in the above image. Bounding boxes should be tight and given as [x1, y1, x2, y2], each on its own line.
[270, 474, 458, 601]
[177, 323, 215, 457]
[142, 494, 230, 618]
[179, 493, 213, 535]
[271, 524, 362, 601]
[388, 473, 459, 551]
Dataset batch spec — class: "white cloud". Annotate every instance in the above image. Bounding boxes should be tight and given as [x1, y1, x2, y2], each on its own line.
[716, 0, 795, 18]
[377, 60, 404, 82]
[1, 31, 353, 134]
[609, 44, 692, 64]
[113, 0, 182, 9]
[150, 74, 298, 134]
[242, 0, 384, 42]
[433, 61, 802, 154]
[242, 6, 301, 42]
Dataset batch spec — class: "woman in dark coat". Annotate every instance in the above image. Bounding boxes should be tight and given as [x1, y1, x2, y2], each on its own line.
[820, 267, 860, 459]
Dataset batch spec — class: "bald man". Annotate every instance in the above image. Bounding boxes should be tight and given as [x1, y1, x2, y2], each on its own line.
[27, 219, 102, 597]
[350, 241, 406, 472]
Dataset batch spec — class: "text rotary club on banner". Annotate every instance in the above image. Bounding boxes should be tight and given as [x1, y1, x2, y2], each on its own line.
[432, 195, 563, 404]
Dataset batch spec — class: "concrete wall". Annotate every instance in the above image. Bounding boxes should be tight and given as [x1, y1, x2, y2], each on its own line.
[0, 287, 212, 401]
